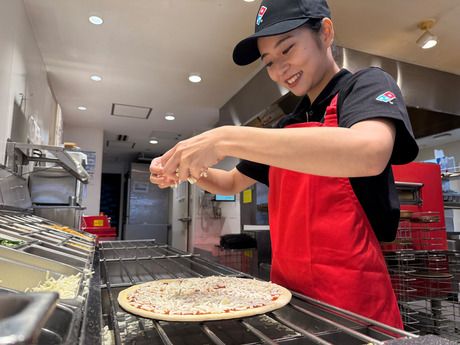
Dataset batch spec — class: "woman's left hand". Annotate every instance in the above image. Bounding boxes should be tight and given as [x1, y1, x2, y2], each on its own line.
[160, 127, 226, 182]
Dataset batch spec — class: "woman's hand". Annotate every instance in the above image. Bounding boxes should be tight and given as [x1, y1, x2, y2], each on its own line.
[160, 127, 228, 182]
[149, 157, 179, 188]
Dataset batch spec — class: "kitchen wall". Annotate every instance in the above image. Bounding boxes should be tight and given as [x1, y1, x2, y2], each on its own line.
[417, 142, 460, 164]
[0, 0, 57, 163]
[63, 125, 104, 216]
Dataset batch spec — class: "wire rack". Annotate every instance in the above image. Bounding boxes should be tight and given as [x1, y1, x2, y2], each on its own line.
[99, 240, 418, 345]
[215, 246, 258, 276]
[382, 211, 460, 341]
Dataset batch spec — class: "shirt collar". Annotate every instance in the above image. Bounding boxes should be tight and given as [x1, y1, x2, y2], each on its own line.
[277, 69, 352, 127]
[293, 68, 352, 116]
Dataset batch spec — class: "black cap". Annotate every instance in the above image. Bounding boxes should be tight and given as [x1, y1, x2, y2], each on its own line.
[233, 0, 331, 66]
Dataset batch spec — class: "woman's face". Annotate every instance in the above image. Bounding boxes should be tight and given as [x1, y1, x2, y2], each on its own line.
[257, 25, 329, 97]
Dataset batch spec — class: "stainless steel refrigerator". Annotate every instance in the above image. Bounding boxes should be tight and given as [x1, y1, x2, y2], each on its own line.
[123, 163, 170, 243]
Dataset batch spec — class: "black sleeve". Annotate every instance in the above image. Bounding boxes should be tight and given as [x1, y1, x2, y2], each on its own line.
[338, 67, 419, 165]
[236, 160, 269, 186]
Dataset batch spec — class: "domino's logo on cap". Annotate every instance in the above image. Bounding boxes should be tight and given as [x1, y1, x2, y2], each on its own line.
[376, 91, 396, 104]
[256, 6, 267, 26]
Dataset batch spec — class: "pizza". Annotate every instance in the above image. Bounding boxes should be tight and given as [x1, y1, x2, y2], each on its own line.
[117, 276, 292, 322]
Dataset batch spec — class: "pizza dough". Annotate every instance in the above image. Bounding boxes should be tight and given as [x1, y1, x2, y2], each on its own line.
[117, 276, 292, 322]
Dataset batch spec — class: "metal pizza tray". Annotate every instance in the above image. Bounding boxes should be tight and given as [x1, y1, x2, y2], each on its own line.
[0, 246, 81, 276]
[0, 292, 58, 345]
[46, 229, 72, 240]
[37, 303, 77, 345]
[0, 257, 64, 292]
[67, 235, 94, 246]
[28, 233, 63, 245]
[0, 228, 32, 244]
[35, 242, 88, 259]
[22, 245, 87, 269]
[0, 257, 83, 303]
[62, 241, 92, 254]
[4, 223, 38, 235]
[0, 289, 79, 345]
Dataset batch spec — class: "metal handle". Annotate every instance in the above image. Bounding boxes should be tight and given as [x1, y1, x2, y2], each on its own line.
[0, 292, 59, 345]
[178, 217, 192, 223]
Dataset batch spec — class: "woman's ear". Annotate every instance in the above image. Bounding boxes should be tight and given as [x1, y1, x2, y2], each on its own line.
[321, 18, 335, 48]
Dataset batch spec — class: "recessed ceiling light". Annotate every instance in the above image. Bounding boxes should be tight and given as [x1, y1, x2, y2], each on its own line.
[149, 138, 159, 144]
[244, 0, 256, 2]
[165, 113, 175, 121]
[90, 74, 103, 81]
[89, 15, 104, 25]
[77, 106, 87, 111]
[188, 73, 202, 83]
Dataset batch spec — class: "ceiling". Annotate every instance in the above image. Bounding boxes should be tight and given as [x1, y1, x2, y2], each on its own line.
[23, 0, 460, 163]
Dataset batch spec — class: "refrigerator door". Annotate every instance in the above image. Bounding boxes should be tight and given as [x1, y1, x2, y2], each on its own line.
[123, 163, 170, 242]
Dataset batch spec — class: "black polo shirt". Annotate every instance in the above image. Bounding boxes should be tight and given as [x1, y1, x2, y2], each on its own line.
[236, 67, 419, 242]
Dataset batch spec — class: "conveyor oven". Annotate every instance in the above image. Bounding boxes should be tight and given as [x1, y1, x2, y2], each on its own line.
[99, 240, 421, 345]
[0, 217, 454, 345]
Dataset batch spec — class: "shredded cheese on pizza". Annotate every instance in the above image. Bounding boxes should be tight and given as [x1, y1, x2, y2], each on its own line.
[126, 276, 284, 315]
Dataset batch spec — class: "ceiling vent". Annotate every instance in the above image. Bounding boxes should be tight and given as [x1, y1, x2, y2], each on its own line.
[111, 103, 152, 119]
[149, 130, 183, 141]
[106, 140, 136, 149]
[137, 152, 158, 162]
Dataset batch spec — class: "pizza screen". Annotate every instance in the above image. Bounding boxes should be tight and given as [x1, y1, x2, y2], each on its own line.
[118, 276, 292, 321]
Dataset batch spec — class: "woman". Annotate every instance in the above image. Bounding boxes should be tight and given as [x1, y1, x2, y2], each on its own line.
[150, 0, 418, 329]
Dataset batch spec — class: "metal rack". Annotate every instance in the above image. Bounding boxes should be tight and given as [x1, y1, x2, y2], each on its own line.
[0, 209, 96, 344]
[100, 240, 421, 345]
[385, 250, 460, 341]
[0, 211, 94, 268]
[381, 210, 460, 341]
[5, 142, 89, 183]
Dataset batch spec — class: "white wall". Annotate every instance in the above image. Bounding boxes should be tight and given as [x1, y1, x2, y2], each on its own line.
[63, 126, 104, 215]
[0, 0, 57, 162]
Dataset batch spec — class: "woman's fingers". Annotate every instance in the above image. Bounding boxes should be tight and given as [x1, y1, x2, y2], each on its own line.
[149, 157, 164, 175]
[150, 175, 179, 188]
[149, 158, 179, 188]
[158, 129, 222, 182]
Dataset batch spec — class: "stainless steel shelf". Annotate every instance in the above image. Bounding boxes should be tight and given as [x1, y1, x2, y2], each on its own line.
[5, 142, 89, 183]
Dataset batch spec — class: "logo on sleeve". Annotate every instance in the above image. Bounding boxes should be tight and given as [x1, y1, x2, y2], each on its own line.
[376, 91, 396, 104]
[256, 6, 267, 26]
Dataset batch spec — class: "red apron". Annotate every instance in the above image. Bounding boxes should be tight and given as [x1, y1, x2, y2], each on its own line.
[268, 95, 403, 329]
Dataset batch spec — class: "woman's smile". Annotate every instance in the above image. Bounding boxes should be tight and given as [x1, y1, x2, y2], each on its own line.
[285, 71, 303, 87]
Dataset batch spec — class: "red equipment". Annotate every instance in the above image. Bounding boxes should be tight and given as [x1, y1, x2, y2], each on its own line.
[81, 214, 117, 241]
[390, 162, 447, 251]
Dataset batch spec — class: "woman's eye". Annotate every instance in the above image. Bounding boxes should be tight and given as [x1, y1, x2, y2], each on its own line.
[265, 61, 273, 68]
[282, 44, 294, 55]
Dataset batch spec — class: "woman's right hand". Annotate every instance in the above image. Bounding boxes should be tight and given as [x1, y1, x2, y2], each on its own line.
[149, 157, 178, 189]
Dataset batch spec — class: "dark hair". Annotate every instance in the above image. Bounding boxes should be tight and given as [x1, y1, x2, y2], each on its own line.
[303, 18, 337, 57]
[305, 18, 324, 33]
